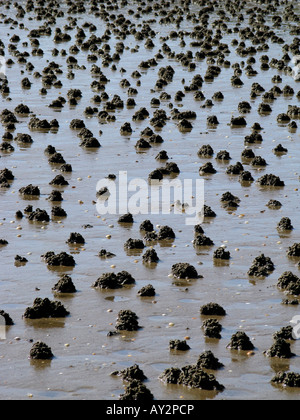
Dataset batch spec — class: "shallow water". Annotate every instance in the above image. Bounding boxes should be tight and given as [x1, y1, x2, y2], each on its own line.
[0, 0, 300, 400]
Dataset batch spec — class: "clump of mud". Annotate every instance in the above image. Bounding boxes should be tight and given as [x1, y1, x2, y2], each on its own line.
[28, 208, 50, 222]
[277, 271, 300, 295]
[257, 174, 284, 187]
[0, 310, 14, 326]
[213, 247, 230, 260]
[202, 318, 222, 339]
[66, 232, 85, 244]
[23, 297, 69, 319]
[200, 302, 226, 316]
[52, 274, 76, 293]
[124, 238, 145, 250]
[159, 363, 224, 391]
[171, 262, 200, 279]
[277, 217, 293, 231]
[142, 248, 159, 264]
[226, 331, 254, 351]
[193, 234, 214, 247]
[29, 341, 54, 360]
[264, 338, 295, 358]
[169, 339, 190, 351]
[114, 309, 140, 332]
[196, 350, 224, 370]
[271, 371, 300, 388]
[41, 251, 75, 267]
[98, 249, 115, 259]
[287, 243, 300, 257]
[247, 254, 275, 278]
[157, 225, 175, 240]
[119, 379, 154, 401]
[111, 364, 147, 382]
[19, 184, 40, 196]
[93, 271, 135, 289]
[273, 326, 295, 341]
[137, 284, 156, 297]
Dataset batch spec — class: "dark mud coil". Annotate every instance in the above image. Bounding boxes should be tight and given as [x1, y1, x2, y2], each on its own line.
[47, 190, 63, 202]
[111, 364, 147, 382]
[15, 255, 28, 264]
[267, 199, 282, 209]
[23, 297, 69, 319]
[0, 310, 14, 326]
[49, 175, 69, 186]
[52, 274, 76, 293]
[277, 271, 300, 296]
[213, 247, 230, 260]
[42, 251, 75, 267]
[226, 331, 254, 351]
[139, 219, 154, 232]
[286, 243, 300, 258]
[257, 174, 284, 187]
[193, 234, 214, 247]
[114, 309, 140, 332]
[118, 213, 134, 223]
[247, 254, 275, 278]
[271, 371, 300, 388]
[0, 239, 8, 246]
[98, 249, 116, 259]
[124, 238, 145, 250]
[202, 205, 216, 218]
[66, 232, 85, 244]
[273, 326, 295, 341]
[19, 184, 40, 196]
[159, 364, 224, 392]
[202, 318, 222, 339]
[28, 208, 50, 222]
[29, 341, 54, 360]
[119, 379, 154, 401]
[200, 302, 226, 316]
[197, 350, 224, 370]
[142, 248, 159, 264]
[169, 339, 190, 351]
[171, 262, 200, 279]
[92, 271, 135, 290]
[277, 217, 293, 231]
[157, 225, 175, 240]
[137, 284, 156, 297]
[263, 338, 295, 359]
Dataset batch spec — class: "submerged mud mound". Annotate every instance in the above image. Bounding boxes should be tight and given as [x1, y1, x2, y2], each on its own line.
[23, 297, 69, 319]
[29, 341, 54, 360]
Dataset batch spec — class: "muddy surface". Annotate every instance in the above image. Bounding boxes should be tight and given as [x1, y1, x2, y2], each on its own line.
[0, 0, 300, 401]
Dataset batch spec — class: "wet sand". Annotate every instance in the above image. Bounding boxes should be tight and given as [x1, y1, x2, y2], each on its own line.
[0, 0, 300, 400]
